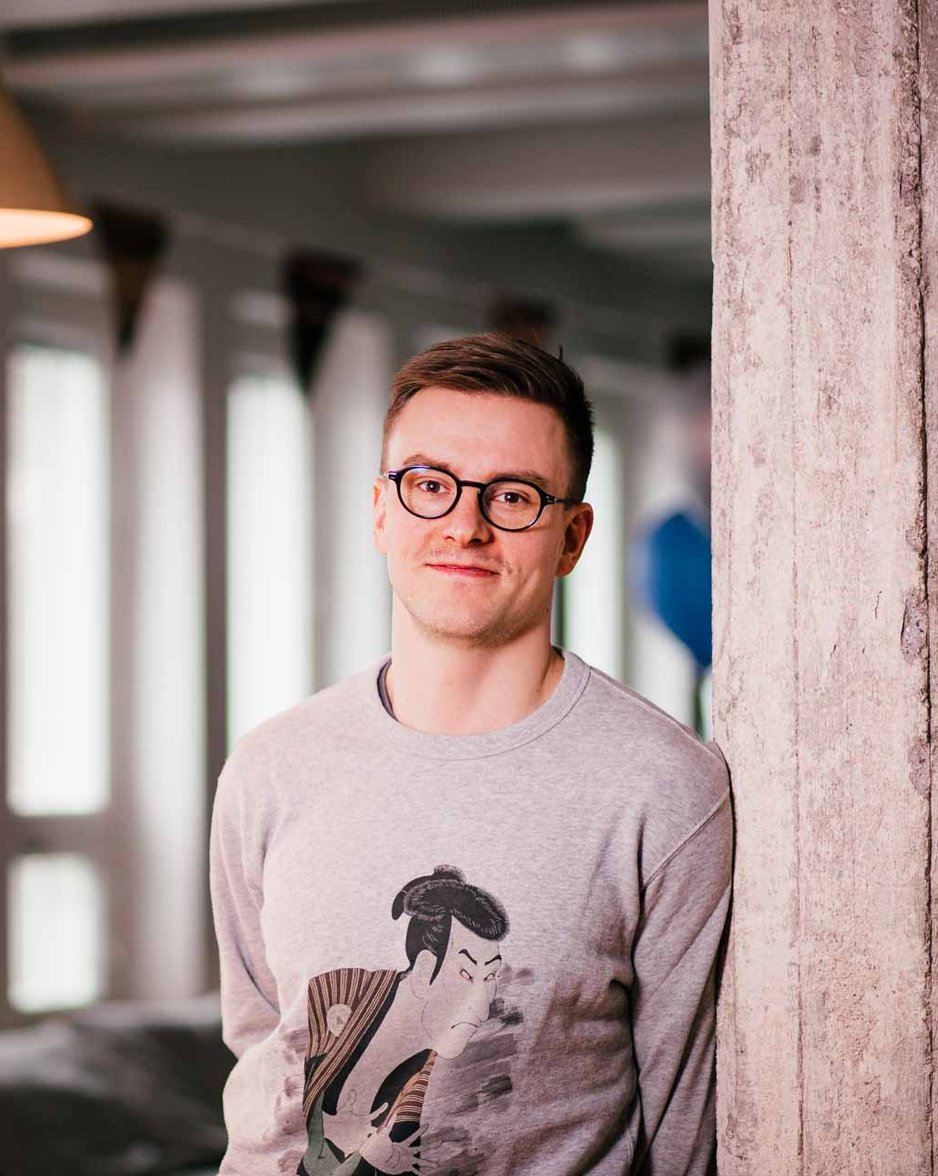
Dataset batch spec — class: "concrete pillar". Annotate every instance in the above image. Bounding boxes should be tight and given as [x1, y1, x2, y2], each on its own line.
[710, 2, 937, 1172]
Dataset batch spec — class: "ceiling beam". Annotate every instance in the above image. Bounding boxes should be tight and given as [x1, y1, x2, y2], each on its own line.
[577, 209, 712, 249]
[92, 65, 707, 144]
[4, 3, 705, 91]
[360, 114, 711, 220]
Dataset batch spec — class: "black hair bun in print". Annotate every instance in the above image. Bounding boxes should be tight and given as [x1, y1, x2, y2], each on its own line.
[392, 866, 509, 940]
[392, 866, 464, 920]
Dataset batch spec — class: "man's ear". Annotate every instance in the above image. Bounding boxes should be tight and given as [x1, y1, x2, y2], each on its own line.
[373, 476, 388, 555]
[556, 501, 594, 577]
[409, 950, 437, 1001]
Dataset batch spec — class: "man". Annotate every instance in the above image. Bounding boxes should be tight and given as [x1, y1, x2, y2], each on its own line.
[210, 332, 733, 1175]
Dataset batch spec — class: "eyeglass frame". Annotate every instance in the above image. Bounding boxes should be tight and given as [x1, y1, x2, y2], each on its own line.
[384, 464, 578, 532]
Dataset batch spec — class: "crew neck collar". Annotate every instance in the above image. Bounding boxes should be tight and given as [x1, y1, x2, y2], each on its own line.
[357, 646, 590, 761]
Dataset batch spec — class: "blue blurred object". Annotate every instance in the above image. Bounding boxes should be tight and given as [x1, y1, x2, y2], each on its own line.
[628, 509, 712, 669]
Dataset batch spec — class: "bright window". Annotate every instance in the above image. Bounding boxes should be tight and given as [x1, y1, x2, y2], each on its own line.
[227, 371, 313, 746]
[564, 425, 625, 680]
[8, 853, 105, 1012]
[6, 344, 109, 816]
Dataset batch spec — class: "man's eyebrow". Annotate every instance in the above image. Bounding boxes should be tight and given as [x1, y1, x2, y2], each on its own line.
[458, 948, 478, 965]
[493, 470, 552, 493]
[397, 453, 448, 472]
[397, 454, 552, 493]
[484, 952, 502, 966]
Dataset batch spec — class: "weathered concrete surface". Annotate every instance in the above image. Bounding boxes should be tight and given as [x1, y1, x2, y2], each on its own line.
[925, 6, 938, 1171]
[711, 1, 935, 1172]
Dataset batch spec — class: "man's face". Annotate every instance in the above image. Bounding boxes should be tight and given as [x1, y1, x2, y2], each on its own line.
[373, 387, 593, 648]
[414, 919, 503, 1058]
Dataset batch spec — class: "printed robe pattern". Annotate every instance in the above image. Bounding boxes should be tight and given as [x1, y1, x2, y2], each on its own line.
[299, 967, 437, 1175]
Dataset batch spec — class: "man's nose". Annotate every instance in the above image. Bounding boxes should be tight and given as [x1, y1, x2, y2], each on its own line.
[442, 488, 491, 543]
[465, 978, 491, 1021]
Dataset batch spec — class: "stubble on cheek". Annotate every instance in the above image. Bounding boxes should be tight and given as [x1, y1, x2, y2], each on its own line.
[394, 561, 553, 649]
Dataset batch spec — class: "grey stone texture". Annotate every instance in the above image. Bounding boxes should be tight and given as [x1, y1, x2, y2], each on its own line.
[710, 1, 938, 1172]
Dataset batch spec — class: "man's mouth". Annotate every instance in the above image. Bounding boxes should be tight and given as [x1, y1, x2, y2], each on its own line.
[427, 563, 498, 577]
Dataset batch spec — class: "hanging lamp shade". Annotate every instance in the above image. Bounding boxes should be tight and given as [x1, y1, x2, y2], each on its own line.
[0, 87, 91, 248]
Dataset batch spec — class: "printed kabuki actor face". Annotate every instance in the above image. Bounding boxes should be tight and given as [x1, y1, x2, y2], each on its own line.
[409, 918, 503, 1059]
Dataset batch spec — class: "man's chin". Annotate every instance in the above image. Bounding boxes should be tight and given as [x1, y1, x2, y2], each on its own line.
[393, 583, 534, 647]
[434, 1027, 477, 1058]
[410, 609, 509, 645]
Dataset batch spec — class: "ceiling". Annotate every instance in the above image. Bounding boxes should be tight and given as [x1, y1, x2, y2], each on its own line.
[0, 0, 712, 278]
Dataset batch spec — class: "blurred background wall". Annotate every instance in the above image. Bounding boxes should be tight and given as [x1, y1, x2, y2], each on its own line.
[0, 0, 714, 1024]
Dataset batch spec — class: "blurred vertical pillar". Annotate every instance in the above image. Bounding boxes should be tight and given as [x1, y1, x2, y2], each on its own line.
[711, 2, 937, 1172]
[311, 308, 394, 687]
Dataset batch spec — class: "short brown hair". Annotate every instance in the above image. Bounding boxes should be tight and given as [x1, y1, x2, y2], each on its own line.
[381, 332, 595, 500]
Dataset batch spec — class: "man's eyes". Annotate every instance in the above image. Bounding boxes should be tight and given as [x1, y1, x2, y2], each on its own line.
[459, 966, 499, 982]
[412, 478, 536, 503]
[492, 488, 535, 505]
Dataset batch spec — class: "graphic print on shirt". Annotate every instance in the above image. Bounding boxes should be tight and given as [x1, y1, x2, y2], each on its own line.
[297, 865, 519, 1176]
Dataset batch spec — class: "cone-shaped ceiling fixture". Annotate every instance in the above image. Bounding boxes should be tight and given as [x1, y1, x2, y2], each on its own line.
[0, 87, 91, 248]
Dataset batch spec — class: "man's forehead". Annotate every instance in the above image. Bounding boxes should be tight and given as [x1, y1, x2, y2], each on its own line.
[397, 450, 552, 492]
[386, 386, 569, 480]
[448, 920, 501, 958]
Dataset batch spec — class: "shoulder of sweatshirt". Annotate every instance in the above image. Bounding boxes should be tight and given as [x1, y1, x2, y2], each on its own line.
[216, 660, 379, 800]
[574, 660, 731, 821]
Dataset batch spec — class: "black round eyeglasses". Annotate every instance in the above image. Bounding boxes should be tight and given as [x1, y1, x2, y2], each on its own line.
[385, 465, 576, 532]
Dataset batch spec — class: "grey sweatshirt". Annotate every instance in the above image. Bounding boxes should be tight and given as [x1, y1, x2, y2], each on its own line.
[209, 649, 732, 1176]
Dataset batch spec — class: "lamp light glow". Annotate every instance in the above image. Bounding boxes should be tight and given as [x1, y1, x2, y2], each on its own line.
[0, 88, 92, 248]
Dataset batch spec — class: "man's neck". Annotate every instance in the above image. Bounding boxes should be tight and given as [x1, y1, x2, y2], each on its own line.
[384, 616, 564, 736]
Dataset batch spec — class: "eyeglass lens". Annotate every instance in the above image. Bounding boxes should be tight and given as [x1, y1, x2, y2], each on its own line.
[398, 468, 542, 529]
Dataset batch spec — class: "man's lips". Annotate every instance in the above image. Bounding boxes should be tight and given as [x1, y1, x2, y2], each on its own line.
[426, 562, 498, 577]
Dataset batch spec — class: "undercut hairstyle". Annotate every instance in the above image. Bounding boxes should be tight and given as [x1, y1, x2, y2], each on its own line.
[392, 865, 509, 984]
[382, 332, 595, 501]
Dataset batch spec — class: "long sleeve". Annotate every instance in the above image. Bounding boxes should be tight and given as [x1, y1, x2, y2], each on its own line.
[209, 738, 281, 1061]
[630, 788, 733, 1175]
